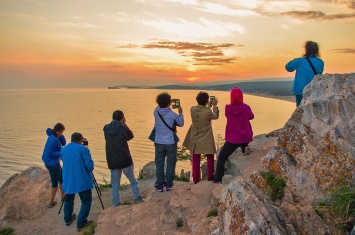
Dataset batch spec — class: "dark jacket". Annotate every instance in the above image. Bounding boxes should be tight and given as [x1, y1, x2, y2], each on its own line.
[103, 120, 134, 169]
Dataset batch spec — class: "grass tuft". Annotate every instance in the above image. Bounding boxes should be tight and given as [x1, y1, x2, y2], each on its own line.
[260, 171, 286, 201]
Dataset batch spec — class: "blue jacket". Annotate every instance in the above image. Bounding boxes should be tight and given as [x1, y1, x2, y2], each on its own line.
[61, 142, 94, 194]
[42, 128, 66, 167]
[285, 56, 324, 95]
[153, 106, 184, 144]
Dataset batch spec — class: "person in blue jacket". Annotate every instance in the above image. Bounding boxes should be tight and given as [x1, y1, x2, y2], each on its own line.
[61, 132, 94, 231]
[42, 123, 66, 208]
[286, 41, 324, 106]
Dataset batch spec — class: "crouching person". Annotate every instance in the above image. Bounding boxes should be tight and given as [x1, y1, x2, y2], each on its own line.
[61, 132, 94, 231]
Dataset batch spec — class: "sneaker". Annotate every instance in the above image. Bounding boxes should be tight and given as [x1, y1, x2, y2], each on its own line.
[166, 184, 173, 191]
[77, 220, 94, 232]
[156, 186, 164, 192]
[65, 213, 77, 226]
[135, 197, 145, 204]
[213, 181, 222, 184]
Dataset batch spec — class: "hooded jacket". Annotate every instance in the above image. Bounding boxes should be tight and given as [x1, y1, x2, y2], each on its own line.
[103, 120, 134, 169]
[42, 128, 66, 167]
[225, 87, 254, 144]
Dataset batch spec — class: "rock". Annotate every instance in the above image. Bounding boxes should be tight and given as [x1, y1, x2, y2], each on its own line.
[261, 73, 355, 205]
[141, 161, 156, 179]
[219, 178, 291, 234]
[96, 181, 222, 235]
[0, 166, 50, 225]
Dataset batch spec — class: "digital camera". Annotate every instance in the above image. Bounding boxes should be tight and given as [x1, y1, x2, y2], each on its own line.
[210, 96, 215, 104]
[82, 138, 89, 146]
[172, 99, 180, 109]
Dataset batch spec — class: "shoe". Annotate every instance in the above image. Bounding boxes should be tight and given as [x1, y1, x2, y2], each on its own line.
[156, 186, 164, 192]
[77, 220, 93, 232]
[135, 197, 145, 204]
[243, 147, 251, 156]
[66, 213, 77, 226]
[166, 184, 173, 191]
[48, 201, 57, 208]
[213, 181, 222, 184]
[193, 180, 200, 184]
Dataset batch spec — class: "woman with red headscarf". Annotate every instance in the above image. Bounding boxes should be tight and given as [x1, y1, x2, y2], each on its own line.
[213, 87, 254, 183]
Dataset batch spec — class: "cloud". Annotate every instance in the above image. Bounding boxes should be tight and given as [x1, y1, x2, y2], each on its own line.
[119, 40, 242, 66]
[332, 48, 355, 54]
[281, 11, 355, 20]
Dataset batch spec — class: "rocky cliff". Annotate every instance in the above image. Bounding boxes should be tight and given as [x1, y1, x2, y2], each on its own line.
[220, 73, 355, 234]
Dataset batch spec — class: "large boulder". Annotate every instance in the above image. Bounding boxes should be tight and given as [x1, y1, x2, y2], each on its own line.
[220, 73, 354, 234]
[0, 166, 50, 225]
[261, 73, 355, 205]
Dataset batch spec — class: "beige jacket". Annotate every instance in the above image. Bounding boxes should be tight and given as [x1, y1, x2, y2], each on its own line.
[182, 105, 219, 154]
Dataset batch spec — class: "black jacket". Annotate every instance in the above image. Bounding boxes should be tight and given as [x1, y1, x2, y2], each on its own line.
[103, 120, 134, 169]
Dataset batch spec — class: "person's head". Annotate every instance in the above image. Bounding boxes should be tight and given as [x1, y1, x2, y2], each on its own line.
[196, 91, 209, 106]
[156, 92, 171, 108]
[71, 132, 83, 144]
[303, 41, 320, 57]
[112, 110, 124, 122]
[52, 123, 65, 137]
[230, 87, 243, 103]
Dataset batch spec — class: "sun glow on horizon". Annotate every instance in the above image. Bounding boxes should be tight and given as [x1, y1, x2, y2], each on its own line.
[0, 0, 354, 88]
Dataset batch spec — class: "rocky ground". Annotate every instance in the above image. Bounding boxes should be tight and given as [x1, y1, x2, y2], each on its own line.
[1, 134, 278, 235]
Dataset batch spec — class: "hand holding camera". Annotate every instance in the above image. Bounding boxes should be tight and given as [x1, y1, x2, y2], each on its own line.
[171, 99, 180, 109]
[209, 96, 218, 107]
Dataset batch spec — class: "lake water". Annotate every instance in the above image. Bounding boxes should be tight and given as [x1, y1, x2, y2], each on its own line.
[0, 88, 295, 187]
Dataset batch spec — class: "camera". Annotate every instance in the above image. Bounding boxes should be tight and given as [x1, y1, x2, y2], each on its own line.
[82, 138, 88, 146]
[209, 96, 215, 104]
[172, 99, 180, 109]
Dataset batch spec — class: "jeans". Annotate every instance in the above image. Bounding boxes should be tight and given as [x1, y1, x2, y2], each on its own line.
[192, 153, 214, 183]
[295, 95, 303, 107]
[154, 143, 177, 188]
[64, 189, 92, 229]
[111, 165, 142, 206]
[213, 142, 249, 182]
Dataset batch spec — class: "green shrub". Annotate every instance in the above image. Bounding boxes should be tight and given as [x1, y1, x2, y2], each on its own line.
[174, 174, 190, 182]
[176, 146, 193, 162]
[260, 171, 286, 201]
[80, 221, 96, 235]
[0, 227, 15, 235]
[207, 208, 218, 217]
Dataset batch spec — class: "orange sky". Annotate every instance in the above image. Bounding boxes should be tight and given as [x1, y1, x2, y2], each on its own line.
[0, 0, 354, 88]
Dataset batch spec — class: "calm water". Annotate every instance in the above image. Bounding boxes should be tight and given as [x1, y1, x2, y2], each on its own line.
[0, 88, 295, 187]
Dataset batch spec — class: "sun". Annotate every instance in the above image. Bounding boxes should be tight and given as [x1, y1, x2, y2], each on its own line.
[186, 77, 199, 82]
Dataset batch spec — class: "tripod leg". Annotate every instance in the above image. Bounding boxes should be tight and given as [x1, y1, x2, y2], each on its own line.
[92, 172, 104, 210]
[58, 194, 66, 214]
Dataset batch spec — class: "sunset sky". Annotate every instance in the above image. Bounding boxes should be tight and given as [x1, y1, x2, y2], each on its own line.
[0, 0, 354, 88]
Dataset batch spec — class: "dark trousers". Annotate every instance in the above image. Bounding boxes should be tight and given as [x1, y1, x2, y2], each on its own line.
[213, 142, 249, 182]
[64, 189, 92, 229]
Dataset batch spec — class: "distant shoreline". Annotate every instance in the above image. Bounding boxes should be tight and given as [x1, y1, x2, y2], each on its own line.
[247, 94, 295, 103]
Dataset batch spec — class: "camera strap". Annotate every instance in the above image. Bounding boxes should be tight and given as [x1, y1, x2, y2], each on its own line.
[306, 57, 317, 75]
[157, 112, 176, 132]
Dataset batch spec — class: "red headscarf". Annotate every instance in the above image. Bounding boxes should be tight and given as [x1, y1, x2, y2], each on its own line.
[230, 87, 243, 103]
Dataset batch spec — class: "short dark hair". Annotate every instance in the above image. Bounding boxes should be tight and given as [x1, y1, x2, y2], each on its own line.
[196, 91, 209, 105]
[71, 132, 83, 143]
[156, 92, 171, 108]
[52, 123, 65, 136]
[112, 110, 124, 121]
[304, 41, 320, 57]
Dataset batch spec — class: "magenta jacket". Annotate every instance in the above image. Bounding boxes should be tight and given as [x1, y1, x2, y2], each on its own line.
[224, 102, 254, 144]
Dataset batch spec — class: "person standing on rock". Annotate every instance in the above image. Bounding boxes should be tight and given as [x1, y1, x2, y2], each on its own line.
[103, 110, 144, 206]
[182, 91, 219, 184]
[61, 132, 94, 231]
[152, 92, 184, 192]
[213, 87, 254, 184]
[286, 40, 324, 107]
[42, 122, 66, 208]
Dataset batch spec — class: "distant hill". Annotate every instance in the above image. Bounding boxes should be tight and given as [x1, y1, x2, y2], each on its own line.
[152, 81, 293, 96]
[108, 80, 293, 97]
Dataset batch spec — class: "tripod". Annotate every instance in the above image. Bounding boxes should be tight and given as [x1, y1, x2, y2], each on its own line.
[58, 172, 105, 214]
